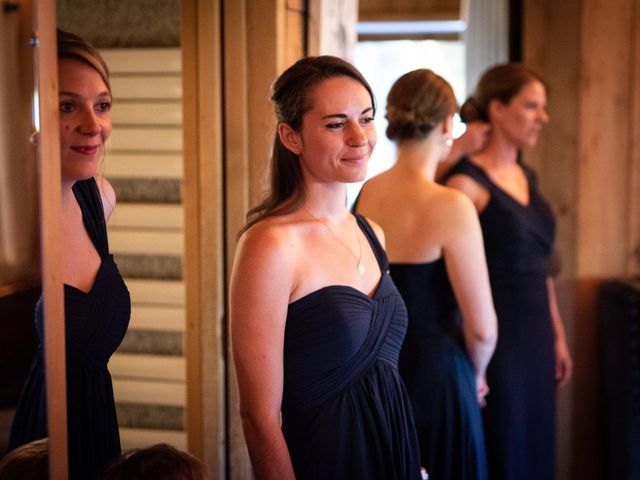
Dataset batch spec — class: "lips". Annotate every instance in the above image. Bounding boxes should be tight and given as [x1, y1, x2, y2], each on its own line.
[71, 145, 100, 155]
[342, 151, 370, 162]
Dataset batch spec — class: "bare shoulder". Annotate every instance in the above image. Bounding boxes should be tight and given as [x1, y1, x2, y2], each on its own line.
[430, 183, 477, 218]
[234, 216, 300, 274]
[94, 174, 116, 220]
[355, 171, 393, 210]
[445, 173, 488, 211]
[425, 183, 481, 240]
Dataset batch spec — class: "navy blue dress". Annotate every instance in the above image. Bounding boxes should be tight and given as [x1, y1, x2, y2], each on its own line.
[9, 178, 131, 479]
[392, 259, 488, 480]
[281, 215, 422, 480]
[445, 159, 556, 480]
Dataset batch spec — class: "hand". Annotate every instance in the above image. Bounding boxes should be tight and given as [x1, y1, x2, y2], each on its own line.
[476, 376, 490, 407]
[555, 337, 573, 388]
[452, 121, 490, 158]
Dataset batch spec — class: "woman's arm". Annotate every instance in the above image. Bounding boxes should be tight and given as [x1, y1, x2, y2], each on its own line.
[435, 121, 491, 182]
[230, 226, 297, 479]
[546, 276, 573, 387]
[442, 192, 497, 403]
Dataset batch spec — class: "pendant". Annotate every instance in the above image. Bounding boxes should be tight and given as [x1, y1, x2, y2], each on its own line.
[358, 262, 366, 275]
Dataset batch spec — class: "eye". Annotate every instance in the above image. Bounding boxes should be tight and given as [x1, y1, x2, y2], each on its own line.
[59, 101, 76, 113]
[96, 100, 112, 113]
[360, 116, 374, 125]
[326, 121, 345, 129]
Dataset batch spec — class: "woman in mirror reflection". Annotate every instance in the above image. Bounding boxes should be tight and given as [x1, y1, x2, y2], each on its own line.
[444, 63, 573, 480]
[8, 30, 130, 479]
[354, 68, 498, 480]
[230, 56, 423, 479]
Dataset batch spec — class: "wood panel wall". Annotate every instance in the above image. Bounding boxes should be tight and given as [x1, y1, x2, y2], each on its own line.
[523, 1, 640, 479]
[101, 48, 187, 452]
[223, 1, 306, 477]
[359, 0, 461, 21]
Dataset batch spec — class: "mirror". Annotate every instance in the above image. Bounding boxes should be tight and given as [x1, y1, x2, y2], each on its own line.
[56, 0, 188, 454]
[0, 0, 41, 456]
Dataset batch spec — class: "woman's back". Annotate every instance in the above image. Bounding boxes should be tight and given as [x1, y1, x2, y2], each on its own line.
[356, 171, 491, 479]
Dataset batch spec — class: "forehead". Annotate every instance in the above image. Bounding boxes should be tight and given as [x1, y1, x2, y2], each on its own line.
[306, 76, 373, 115]
[513, 80, 547, 101]
[58, 58, 109, 93]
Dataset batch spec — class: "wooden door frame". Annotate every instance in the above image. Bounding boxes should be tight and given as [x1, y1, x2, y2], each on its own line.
[29, 0, 69, 477]
[181, 0, 226, 477]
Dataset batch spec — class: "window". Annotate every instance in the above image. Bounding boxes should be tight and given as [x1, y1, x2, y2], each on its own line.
[350, 35, 466, 207]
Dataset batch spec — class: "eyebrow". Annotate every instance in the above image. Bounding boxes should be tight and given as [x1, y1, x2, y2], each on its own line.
[59, 91, 111, 98]
[320, 107, 374, 119]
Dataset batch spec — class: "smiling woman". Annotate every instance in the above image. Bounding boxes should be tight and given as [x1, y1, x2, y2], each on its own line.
[8, 30, 131, 480]
[230, 56, 422, 479]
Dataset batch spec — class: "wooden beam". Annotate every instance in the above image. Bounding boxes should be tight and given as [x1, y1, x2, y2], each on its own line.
[182, 0, 226, 477]
[576, 0, 634, 276]
[33, 0, 68, 478]
[628, 0, 640, 275]
[222, 0, 253, 476]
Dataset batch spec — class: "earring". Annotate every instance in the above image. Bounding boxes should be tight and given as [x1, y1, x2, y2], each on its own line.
[446, 138, 453, 147]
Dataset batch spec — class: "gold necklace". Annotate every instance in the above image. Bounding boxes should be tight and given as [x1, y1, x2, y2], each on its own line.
[304, 209, 365, 275]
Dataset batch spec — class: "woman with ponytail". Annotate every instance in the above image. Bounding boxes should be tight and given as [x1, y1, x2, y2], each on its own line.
[230, 56, 422, 479]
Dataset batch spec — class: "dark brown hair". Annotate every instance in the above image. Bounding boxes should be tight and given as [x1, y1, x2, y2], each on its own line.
[460, 62, 546, 123]
[102, 443, 209, 480]
[0, 438, 49, 480]
[385, 68, 457, 142]
[57, 29, 111, 93]
[240, 55, 375, 235]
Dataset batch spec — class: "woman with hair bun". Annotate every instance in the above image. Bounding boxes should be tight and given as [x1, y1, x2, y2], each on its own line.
[444, 63, 572, 480]
[354, 68, 497, 480]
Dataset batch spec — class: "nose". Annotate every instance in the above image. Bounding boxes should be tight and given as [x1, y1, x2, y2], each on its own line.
[78, 107, 101, 136]
[539, 108, 549, 124]
[347, 121, 368, 146]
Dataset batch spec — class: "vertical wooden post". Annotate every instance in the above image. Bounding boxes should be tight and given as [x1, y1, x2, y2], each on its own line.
[222, 1, 252, 475]
[32, 0, 68, 478]
[182, 0, 226, 477]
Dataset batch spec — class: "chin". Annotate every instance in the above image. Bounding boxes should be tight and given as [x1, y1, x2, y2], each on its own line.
[62, 167, 98, 184]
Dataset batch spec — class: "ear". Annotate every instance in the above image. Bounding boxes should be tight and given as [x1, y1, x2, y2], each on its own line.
[487, 99, 504, 121]
[278, 122, 303, 155]
[441, 115, 454, 136]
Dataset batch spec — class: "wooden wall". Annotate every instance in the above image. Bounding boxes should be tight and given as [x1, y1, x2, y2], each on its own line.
[186, 0, 308, 477]
[359, 0, 461, 21]
[102, 48, 187, 452]
[523, 1, 640, 478]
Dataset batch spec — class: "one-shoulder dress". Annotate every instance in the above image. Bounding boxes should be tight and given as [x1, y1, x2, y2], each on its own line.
[9, 178, 131, 479]
[281, 215, 422, 480]
[445, 158, 556, 480]
[391, 259, 488, 480]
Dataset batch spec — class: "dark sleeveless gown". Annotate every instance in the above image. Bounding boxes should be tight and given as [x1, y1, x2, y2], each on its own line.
[391, 259, 488, 480]
[282, 215, 422, 480]
[9, 178, 131, 479]
[445, 158, 556, 480]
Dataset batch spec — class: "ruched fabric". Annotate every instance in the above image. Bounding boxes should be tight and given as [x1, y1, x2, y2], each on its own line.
[9, 178, 130, 479]
[281, 215, 422, 480]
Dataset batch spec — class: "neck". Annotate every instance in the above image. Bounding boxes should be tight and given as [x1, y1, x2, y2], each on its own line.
[393, 138, 440, 181]
[473, 133, 519, 168]
[60, 180, 77, 213]
[302, 182, 349, 219]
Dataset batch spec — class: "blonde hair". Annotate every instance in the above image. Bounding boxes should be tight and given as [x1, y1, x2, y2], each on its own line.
[57, 29, 111, 93]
